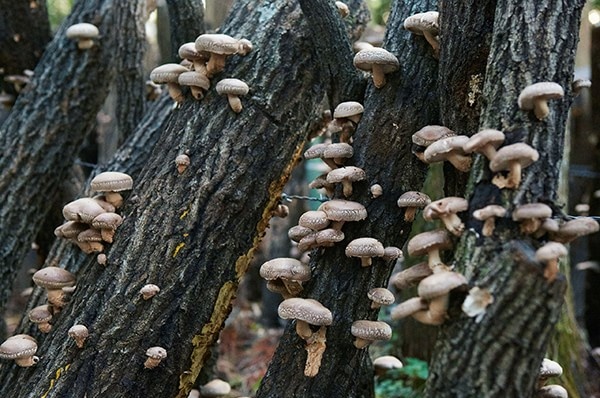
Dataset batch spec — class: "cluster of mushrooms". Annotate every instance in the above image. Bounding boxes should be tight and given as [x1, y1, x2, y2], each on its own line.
[149, 33, 252, 114]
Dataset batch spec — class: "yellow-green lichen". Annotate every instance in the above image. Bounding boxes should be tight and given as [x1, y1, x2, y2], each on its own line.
[41, 364, 70, 398]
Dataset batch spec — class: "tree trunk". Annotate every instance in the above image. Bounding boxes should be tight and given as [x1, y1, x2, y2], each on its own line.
[257, 0, 440, 396]
[425, 0, 585, 396]
[0, 0, 148, 323]
[0, 1, 366, 397]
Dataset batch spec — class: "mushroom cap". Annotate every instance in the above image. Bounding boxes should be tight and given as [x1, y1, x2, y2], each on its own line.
[407, 229, 452, 257]
[412, 125, 455, 147]
[463, 129, 505, 154]
[277, 298, 332, 326]
[90, 171, 133, 193]
[535, 242, 568, 263]
[62, 198, 107, 223]
[65, 23, 99, 40]
[194, 33, 239, 55]
[333, 101, 364, 119]
[403, 11, 439, 35]
[539, 358, 563, 378]
[216, 78, 249, 96]
[553, 217, 599, 242]
[373, 355, 403, 370]
[351, 320, 392, 341]
[397, 191, 431, 208]
[288, 225, 313, 242]
[417, 271, 467, 299]
[68, 324, 89, 339]
[0, 336, 37, 360]
[323, 143, 354, 160]
[318, 199, 367, 222]
[423, 135, 470, 163]
[537, 385, 568, 398]
[28, 305, 52, 323]
[54, 221, 89, 239]
[200, 379, 231, 397]
[146, 346, 167, 359]
[390, 296, 429, 319]
[367, 288, 395, 306]
[32, 267, 76, 289]
[298, 210, 329, 231]
[315, 228, 345, 245]
[327, 166, 366, 183]
[353, 48, 399, 73]
[472, 204, 507, 220]
[77, 228, 103, 243]
[345, 237, 385, 259]
[259, 258, 311, 282]
[91, 212, 123, 230]
[517, 82, 564, 110]
[149, 63, 189, 84]
[177, 42, 210, 61]
[512, 203, 552, 221]
[383, 246, 403, 260]
[490, 143, 539, 172]
[140, 284, 161, 297]
[423, 197, 469, 220]
[175, 154, 190, 167]
[178, 71, 210, 90]
[304, 143, 329, 160]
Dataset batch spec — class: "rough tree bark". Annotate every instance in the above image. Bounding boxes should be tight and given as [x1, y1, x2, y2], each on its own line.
[0, 1, 365, 397]
[0, 0, 148, 327]
[257, 0, 440, 396]
[425, 0, 586, 396]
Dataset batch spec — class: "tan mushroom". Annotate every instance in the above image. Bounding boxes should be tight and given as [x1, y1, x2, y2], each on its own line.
[194, 34, 252, 77]
[535, 241, 568, 282]
[91, 212, 123, 243]
[412, 125, 456, 162]
[463, 129, 505, 160]
[65, 23, 99, 50]
[28, 305, 53, 333]
[537, 358, 563, 389]
[391, 262, 433, 290]
[489, 143, 539, 189]
[550, 217, 599, 243]
[353, 48, 399, 88]
[318, 199, 367, 230]
[178, 71, 210, 100]
[323, 143, 354, 167]
[423, 197, 468, 236]
[390, 296, 429, 320]
[90, 171, 133, 209]
[175, 154, 190, 174]
[345, 237, 385, 266]
[518, 82, 564, 120]
[326, 166, 366, 197]
[403, 11, 439, 56]
[412, 271, 467, 325]
[368, 288, 395, 309]
[32, 267, 76, 310]
[512, 203, 552, 235]
[397, 191, 431, 222]
[149, 63, 189, 103]
[473, 204, 507, 237]
[62, 198, 107, 224]
[140, 284, 161, 300]
[177, 42, 210, 74]
[216, 78, 249, 113]
[351, 320, 392, 349]
[407, 229, 453, 272]
[423, 135, 472, 172]
[144, 346, 167, 369]
[68, 324, 89, 348]
[260, 258, 311, 296]
[0, 335, 39, 367]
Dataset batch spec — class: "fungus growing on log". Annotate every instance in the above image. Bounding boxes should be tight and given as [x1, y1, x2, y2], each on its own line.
[65, 23, 99, 50]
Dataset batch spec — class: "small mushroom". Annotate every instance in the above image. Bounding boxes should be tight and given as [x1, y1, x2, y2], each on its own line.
[140, 284, 160, 300]
[370, 184, 383, 198]
[423, 135, 472, 172]
[335, 1, 349, 18]
[177, 42, 210, 74]
[423, 197, 469, 236]
[175, 154, 190, 174]
[299, 210, 330, 231]
[537, 385, 568, 398]
[216, 78, 249, 113]
[323, 143, 354, 167]
[473, 204, 507, 237]
[489, 143, 539, 189]
[326, 166, 366, 197]
[68, 324, 89, 348]
[91, 212, 123, 243]
[572, 79, 591, 97]
[318, 199, 367, 230]
[345, 237, 385, 266]
[403, 11, 439, 56]
[518, 82, 564, 120]
[0, 335, 39, 367]
[397, 191, 431, 222]
[199, 379, 231, 398]
[97, 253, 107, 266]
[535, 241, 568, 282]
[28, 305, 53, 333]
[351, 320, 392, 349]
[32, 267, 76, 310]
[413, 271, 467, 325]
[390, 296, 429, 320]
[65, 23, 99, 50]
[550, 217, 599, 243]
[194, 34, 252, 77]
[62, 198, 107, 224]
[512, 203, 552, 235]
[353, 48, 399, 88]
[373, 355, 403, 377]
[412, 125, 456, 162]
[178, 71, 210, 100]
[461, 286, 494, 322]
[463, 129, 505, 160]
[407, 229, 452, 273]
[537, 358, 563, 388]
[367, 288, 395, 309]
[77, 228, 105, 254]
[260, 258, 311, 297]
[90, 171, 133, 208]
[391, 262, 433, 290]
[144, 346, 167, 369]
[149, 63, 189, 103]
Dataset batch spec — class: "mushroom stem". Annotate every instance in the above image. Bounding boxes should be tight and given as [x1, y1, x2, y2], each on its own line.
[360, 257, 372, 267]
[296, 320, 313, 340]
[440, 214, 465, 236]
[282, 280, 303, 297]
[15, 355, 39, 367]
[480, 145, 498, 161]
[38, 322, 52, 333]
[520, 218, 542, 235]
[190, 86, 205, 100]
[533, 98, 550, 120]
[507, 161, 523, 188]
[78, 39, 94, 50]
[166, 83, 185, 104]
[341, 181, 354, 197]
[47, 289, 68, 309]
[206, 54, 226, 77]
[226, 94, 242, 113]
[482, 218, 496, 237]
[371, 65, 386, 89]
[426, 249, 448, 273]
[404, 207, 417, 222]
[353, 337, 371, 349]
[412, 296, 448, 325]
[543, 259, 559, 282]
[447, 154, 472, 173]
[304, 326, 327, 377]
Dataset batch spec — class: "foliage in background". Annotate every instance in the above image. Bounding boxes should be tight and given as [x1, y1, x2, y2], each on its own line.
[366, 0, 392, 25]
[47, 0, 73, 31]
[592, 0, 600, 9]
[375, 357, 428, 398]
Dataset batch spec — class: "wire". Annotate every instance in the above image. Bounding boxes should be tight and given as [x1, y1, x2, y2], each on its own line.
[281, 193, 329, 203]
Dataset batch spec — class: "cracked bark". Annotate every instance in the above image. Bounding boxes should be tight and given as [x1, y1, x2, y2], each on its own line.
[257, 0, 440, 396]
[425, 0, 586, 396]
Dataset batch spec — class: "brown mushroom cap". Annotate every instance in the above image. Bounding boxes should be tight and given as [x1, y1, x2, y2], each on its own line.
[367, 287, 395, 308]
[518, 82, 564, 120]
[288, 225, 313, 242]
[0, 335, 38, 366]
[326, 166, 366, 197]
[407, 229, 452, 257]
[333, 101, 364, 124]
[91, 212, 123, 230]
[397, 191, 431, 221]
[417, 271, 467, 300]
[140, 284, 161, 300]
[373, 355, 403, 371]
[178, 71, 210, 100]
[149, 63, 189, 84]
[54, 221, 89, 239]
[551, 217, 599, 243]
[463, 129, 505, 159]
[216, 78, 249, 113]
[90, 171, 133, 193]
[194, 33, 240, 55]
[403, 11, 439, 54]
[490, 143, 539, 173]
[423, 135, 472, 172]
[68, 324, 89, 348]
[32, 267, 76, 289]
[423, 197, 469, 236]
[299, 210, 330, 231]
[535, 242, 568, 263]
[391, 262, 433, 290]
[412, 125, 456, 147]
[353, 48, 399, 88]
[318, 199, 367, 228]
[383, 246, 403, 261]
[351, 320, 392, 348]
[62, 198, 107, 224]
[323, 143, 354, 166]
[278, 298, 333, 326]
[29, 305, 52, 323]
[177, 42, 210, 67]
[65, 23, 99, 49]
[200, 379, 231, 398]
[345, 237, 385, 266]
[315, 228, 345, 246]
[260, 258, 311, 282]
